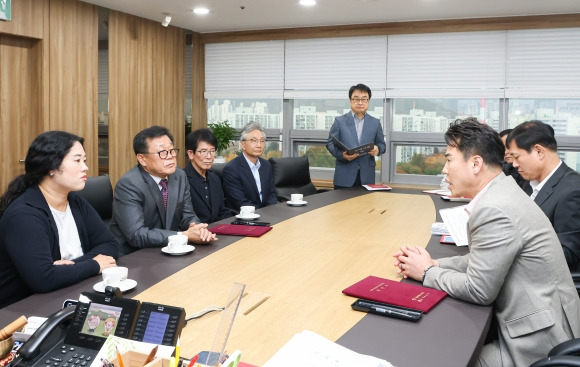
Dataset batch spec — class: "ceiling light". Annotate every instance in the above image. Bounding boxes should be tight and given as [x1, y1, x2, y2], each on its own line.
[299, 0, 316, 6]
[193, 7, 209, 15]
[161, 13, 171, 27]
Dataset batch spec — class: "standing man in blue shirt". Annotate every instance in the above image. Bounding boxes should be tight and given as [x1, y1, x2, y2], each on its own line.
[326, 84, 386, 189]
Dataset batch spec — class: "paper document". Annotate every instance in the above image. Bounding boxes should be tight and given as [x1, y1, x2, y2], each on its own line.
[430, 222, 449, 235]
[263, 330, 394, 367]
[422, 189, 451, 196]
[439, 205, 469, 247]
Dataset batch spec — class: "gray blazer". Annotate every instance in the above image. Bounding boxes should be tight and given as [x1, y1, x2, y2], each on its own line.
[326, 112, 386, 187]
[424, 173, 580, 366]
[109, 165, 200, 256]
[522, 162, 580, 271]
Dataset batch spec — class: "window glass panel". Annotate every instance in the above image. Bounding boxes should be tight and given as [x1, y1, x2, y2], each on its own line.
[293, 99, 383, 130]
[508, 99, 580, 135]
[561, 151, 580, 172]
[395, 145, 447, 176]
[297, 144, 336, 169]
[207, 99, 282, 129]
[393, 98, 500, 132]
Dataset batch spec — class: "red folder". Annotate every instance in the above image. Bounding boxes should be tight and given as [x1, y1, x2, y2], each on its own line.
[342, 275, 447, 313]
[208, 224, 272, 237]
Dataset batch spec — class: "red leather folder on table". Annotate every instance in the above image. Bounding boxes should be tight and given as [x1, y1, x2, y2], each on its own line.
[342, 275, 447, 313]
[208, 224, 272, 237]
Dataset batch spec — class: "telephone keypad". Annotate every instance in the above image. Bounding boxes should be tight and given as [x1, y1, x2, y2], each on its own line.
[40, 342, 97, 367]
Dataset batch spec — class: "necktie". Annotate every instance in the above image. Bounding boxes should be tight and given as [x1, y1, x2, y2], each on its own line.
[160, 179, 168, 211]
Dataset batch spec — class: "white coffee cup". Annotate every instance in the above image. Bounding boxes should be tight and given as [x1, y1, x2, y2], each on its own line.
[240, 206, 255, 217]
[168, 234, 188, 251]
[102, 266, 128, 288]
[290, 194, 303, 203]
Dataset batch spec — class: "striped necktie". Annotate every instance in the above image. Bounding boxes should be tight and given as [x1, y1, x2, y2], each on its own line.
[160, 179, 168, 211]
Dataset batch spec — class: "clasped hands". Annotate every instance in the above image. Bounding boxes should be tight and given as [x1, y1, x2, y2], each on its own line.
[185, 222, 217, 243]
[393, 245, 438, 281]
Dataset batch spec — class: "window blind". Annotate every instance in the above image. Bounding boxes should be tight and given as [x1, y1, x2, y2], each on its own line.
[506, 28, 580, 98]
[387, 31, 506, 92]
[284, 36, 387, 91]
[205, 41, 284, 98]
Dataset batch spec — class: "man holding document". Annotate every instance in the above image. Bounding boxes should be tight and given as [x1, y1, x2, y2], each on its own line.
[326, 84, 385, 189]
[393, 117, 580, 367]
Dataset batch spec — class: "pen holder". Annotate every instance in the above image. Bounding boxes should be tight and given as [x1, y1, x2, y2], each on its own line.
[110, 351, 169, 367]
[0, 336, 13, 358]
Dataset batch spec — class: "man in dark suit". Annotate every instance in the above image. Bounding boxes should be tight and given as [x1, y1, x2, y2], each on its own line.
[498, 129, 527, 188]
[222, 121, 277, 210]
[507, 120, 580, 271]
[110, 126, 216, 256]
[326, 83, 386, 189]
[184, 128, 232, 223]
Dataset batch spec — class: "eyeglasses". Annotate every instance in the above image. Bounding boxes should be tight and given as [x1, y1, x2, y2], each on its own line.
[351, 98, 369, 104]
[141, 149, 180, 159]
[197, 149, 217, 157]
[243, 138, 266, 145]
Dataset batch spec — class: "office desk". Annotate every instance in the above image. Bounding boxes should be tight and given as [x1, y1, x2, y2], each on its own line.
[0, 188, 491, 367]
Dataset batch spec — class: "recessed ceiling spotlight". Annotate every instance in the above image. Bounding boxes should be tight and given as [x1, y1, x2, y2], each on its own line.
[299, 0, 316, 6]
[193, 7, 209, 15]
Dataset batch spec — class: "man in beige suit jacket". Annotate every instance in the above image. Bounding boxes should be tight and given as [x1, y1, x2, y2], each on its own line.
[394, 118, 580, 367]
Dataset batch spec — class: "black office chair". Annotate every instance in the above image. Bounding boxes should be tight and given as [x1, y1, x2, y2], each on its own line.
[268, 156, 322, 202]
[572, 272, 580, 295]
[210, 162, 226, 184]
[75, 174, 113, 224]
[530, 338, 580, 366]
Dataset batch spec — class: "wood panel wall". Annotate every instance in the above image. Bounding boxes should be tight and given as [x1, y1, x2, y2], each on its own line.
[48, 0, 99, 175]
[108, 11, 185, 184]
[190, 32, 206, 132]
[0, 0, 47, 39]
[0, 36, 43, 191]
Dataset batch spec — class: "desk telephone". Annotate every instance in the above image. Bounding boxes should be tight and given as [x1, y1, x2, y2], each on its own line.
[10, 291, 186, 367]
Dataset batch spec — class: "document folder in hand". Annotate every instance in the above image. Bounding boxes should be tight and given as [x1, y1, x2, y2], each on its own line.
[330, 134, 374, 155]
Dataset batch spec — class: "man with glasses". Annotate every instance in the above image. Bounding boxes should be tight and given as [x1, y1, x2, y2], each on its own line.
[222, 121, 278, 210]
[326, 83, 386, 189]
[110, 125, 216, 256]
[184, 128, 232, 223]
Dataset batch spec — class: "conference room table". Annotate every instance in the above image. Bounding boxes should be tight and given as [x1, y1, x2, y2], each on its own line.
[0, 187, 492, 367]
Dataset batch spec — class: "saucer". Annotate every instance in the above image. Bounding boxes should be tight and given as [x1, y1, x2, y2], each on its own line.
[93, 279, 137, 293]
[287, 200, 307, 207]
[161, 244, 195, 256]
[235, 213, 260, 220]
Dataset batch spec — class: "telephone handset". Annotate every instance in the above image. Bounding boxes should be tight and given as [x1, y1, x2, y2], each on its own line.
[11, 292, 186, 367]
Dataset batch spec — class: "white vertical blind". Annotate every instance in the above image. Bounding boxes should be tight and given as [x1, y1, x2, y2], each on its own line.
[387, 31, 506, 90]
[284, 36, 387, 91]
[205, 41, 284, 96]
[98, 49, 108, 95]
[506, 28, 580, 98]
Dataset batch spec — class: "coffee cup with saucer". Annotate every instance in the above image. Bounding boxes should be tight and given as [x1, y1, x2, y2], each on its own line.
[162, 234, 195, 255]
[94, 266, 137, 293]
[287, 193, 307, 206]
[236, 205, 260, 220]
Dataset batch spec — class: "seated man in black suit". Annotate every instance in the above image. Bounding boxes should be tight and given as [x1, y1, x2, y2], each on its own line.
[499, 129, 527, 188]
[507, 120, 580, 271]
[222, 121, 278, 210]
[184, 128, 232, 223]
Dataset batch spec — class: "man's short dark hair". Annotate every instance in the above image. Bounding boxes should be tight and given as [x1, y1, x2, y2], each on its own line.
[505, 120, 557, 153]
[499, 129, 512, 139]
[348, 84, 372, 100]
[186, 128, 218, 152]
[133, 125, 174, 155]
[444, 117, 504, 169]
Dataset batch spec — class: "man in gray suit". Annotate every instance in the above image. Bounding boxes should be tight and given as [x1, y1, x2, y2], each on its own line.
[326, 83, 386, 189]
[394, 118, 580, 366]
[110, 126, 216, 256]
[507, 120, 580, 271]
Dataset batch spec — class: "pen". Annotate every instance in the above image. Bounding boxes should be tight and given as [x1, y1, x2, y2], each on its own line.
[186, 355, 198, 367]
[143, 345, 158, 366]
[175, 337, 180, 364]
[231, 220, 270, 226]
[116, 348, 125, 367]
